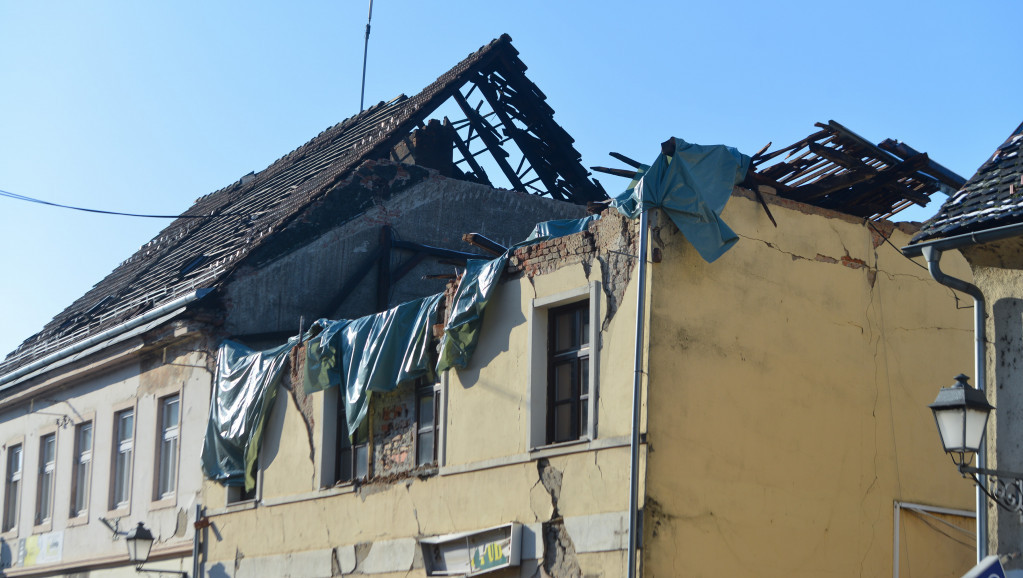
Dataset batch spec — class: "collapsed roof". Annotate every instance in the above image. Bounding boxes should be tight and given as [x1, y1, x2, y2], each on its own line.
[912, 121, 1023, 242]
[0, 34, 605, 377]
[750, 120, 965, 221]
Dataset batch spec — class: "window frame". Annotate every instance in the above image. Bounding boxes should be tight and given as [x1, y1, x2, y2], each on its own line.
[546, 302, 591, 444]
[34, 430, 57, 531]
[2, 440, 24, 535]
[153, 393, 181, 505]
[68, 418, 94, 524]
[528, 282, 600, 450]
[415, 379, 441, 468]
[108, 402, 136, 516]
[335, 404, 370, 485]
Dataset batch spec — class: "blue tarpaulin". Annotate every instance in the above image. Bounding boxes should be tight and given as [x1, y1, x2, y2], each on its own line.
[613, 138, 750, 263]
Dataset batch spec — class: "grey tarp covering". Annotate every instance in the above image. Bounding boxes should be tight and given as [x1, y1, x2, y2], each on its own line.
[304, 293, 443, 436]
[435, 256, 508, 373]
[201, 338, 296, 491]
[613, 138, 751, 263]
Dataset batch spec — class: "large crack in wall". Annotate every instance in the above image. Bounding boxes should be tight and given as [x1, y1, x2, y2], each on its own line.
[534, 459, 583, 578]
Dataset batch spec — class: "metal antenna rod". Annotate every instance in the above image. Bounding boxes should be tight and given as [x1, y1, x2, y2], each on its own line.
[359, 0, 374, 113]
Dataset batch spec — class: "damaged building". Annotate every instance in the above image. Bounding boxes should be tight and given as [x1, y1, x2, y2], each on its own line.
[0, 33, 981, 578]
[197, 128, 979, 577]
[0, 35, 596, 576]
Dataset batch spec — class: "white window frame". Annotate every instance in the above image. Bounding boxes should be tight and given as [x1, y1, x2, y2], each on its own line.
[528, 281, 600, 450]
[154, 393, 181, 504]
[3, 440, 23, 534]
[69, 419, 93, 522]
[109, 404, 135, 515]
[34, 431, 56, 530]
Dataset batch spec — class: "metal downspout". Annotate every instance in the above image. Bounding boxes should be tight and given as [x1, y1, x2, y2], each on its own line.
[921, 246, 988, 562]
[627, 210, 649, 578]
[192, 504, 202, 578]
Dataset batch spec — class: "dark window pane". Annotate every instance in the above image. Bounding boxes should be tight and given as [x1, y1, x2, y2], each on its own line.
[554, 404, 573, 442]
[338, 448, 352, 482]
[419, 393, 434, 428]
[555, 311, 575, 351]
[417, 432, 435, 466]
[555, 362, 573, 401]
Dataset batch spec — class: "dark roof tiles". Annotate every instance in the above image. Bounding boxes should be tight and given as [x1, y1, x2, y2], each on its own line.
[914, 121, 1023, 242]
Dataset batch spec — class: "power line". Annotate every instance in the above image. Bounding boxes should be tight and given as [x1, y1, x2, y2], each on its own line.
[0, 188, 250, 220]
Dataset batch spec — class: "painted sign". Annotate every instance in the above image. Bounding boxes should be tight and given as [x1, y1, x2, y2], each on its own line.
[420, 523, 521, 576]
[469, 536, 511, 573]
[16, 531, 63, 568]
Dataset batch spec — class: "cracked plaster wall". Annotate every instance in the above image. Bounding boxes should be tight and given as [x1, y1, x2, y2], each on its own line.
[643, 191, 976, 577]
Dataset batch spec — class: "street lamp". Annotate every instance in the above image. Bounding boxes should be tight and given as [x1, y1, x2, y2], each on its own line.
[930, 374, 1023, 514]
[930, 374, 994, 467]
[125, 522, 187, 577]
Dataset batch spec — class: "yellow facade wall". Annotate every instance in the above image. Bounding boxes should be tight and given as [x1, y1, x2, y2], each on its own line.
[643, 192, 976, 577]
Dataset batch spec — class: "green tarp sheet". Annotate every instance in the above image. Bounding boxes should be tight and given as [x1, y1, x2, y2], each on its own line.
[613, 137, 750, 263]
[201, 338, 296, 491]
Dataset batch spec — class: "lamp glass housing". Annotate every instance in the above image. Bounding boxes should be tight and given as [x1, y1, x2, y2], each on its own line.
[929, 374, 994, 466]
[933, 407, 990, 454]
[125, 522, 154, 565]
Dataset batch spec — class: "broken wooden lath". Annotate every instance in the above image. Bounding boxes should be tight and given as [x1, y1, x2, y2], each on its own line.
[751, 120, 965, 221]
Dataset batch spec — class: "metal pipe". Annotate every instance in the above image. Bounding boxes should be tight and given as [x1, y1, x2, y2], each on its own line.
[921, 246, 987, 562]
[0, 289, 212, 390]
[901, 220, 1023, 258]
[627, 210, 649, 578]
[192, 504, 202, 578]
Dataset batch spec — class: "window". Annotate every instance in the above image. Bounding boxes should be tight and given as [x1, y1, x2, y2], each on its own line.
[3, 445, 22, 531]
[36, 434, 55, 525]
[416, 382, 439, 467]
[111, 409, 134, 510]
[156, 395, 180, 500]
[547, 302, 591, 444]
[336, 411, 369, 484]
[70, 423, 92, 518]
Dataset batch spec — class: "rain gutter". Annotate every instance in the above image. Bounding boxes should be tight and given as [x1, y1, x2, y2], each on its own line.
[0, 289, 212, 391]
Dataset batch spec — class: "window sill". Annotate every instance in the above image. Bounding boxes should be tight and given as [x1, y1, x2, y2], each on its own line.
[150, 496, 176, 511]
[530, 438, 591, 454]
[222, 498, 258, 513]
[0, 527, 17, 540]
[66, 513, 89, 528]
[31, 520, 52, 534]
[106, 505, 130, 519]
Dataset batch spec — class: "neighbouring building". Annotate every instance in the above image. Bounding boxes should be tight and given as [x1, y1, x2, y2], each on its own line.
[905, 121, 1023, 576]
[198, 128, 980, 577]
[0, 35, 600, 577]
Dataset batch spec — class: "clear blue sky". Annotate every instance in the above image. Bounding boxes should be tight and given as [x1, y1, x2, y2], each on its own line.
[1, 1, 1019, 357]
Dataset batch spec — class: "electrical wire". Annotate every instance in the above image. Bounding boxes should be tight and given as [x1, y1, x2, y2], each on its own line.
[0, 188, 251, 219]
